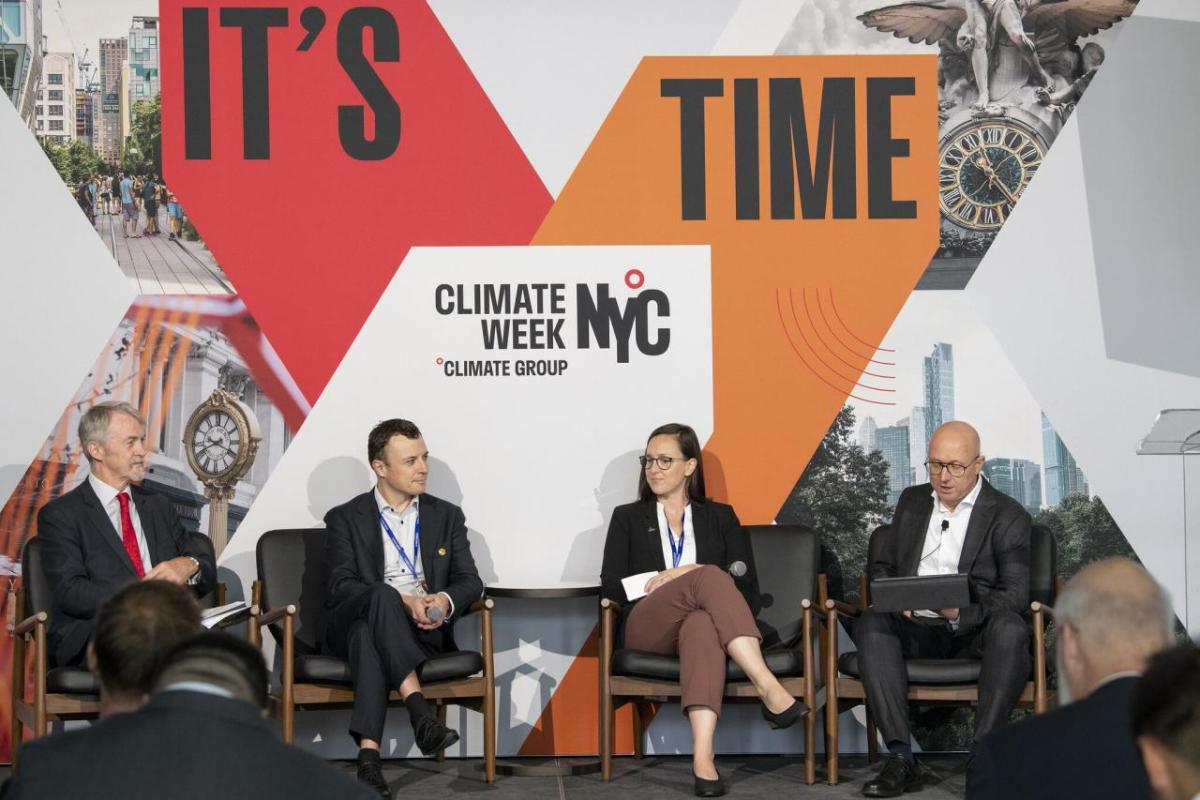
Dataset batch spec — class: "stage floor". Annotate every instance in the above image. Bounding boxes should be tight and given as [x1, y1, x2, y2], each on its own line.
[332, 754, 969, 798]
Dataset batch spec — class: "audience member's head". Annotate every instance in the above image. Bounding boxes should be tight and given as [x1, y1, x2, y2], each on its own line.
[87, 580, 203, 715]
[1055, 558, 1173, 704]
[1133, 644, 1200, 800]
[153, 632, 270, 714]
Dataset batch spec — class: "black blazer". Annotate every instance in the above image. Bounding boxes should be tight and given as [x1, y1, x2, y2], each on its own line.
[966, 676, 1152, 800]
[3, 690, 378, 799]
[600, 499, 755, 640]
[37, 480, 218, 666]
[872, 479, 1031, 638]
[322, 491, 483, 642]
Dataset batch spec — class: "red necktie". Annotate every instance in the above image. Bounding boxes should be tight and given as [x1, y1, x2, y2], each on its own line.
[116, 491, 146, 578]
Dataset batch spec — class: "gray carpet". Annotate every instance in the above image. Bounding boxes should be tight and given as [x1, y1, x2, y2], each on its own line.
[337, 755, 968, 798]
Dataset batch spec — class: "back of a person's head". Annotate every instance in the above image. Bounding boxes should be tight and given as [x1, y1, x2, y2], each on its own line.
[153, 632, 270, 711]
[1056, 557, 1173, 667]
[1133, 644, 1200, 800]
[92, 580, 203, 704]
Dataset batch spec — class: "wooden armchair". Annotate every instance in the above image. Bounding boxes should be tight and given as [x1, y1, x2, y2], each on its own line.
[250, 528, 497, 782]
[821, 523, 1061, 784]
[9, 533, 232, 768]
[598, 524, 825, 784]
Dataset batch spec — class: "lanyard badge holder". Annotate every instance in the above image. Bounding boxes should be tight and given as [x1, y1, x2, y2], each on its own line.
[667, 509, 686, 569]
[379, 511, 427, 595]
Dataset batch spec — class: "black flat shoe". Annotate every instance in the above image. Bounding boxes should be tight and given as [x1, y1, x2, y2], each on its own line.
[693, 770, 726, 797]
[862, 757, 923, 797]
[356, 759, 390, 798]
[413, 714, 460, 756]
[761, 698, 808, 730]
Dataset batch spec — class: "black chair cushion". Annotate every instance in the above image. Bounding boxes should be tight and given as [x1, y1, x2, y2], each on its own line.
[46, 667, 100, 695]
[838, 652, 981, 684]
[295, 651, 484, 685]
[612, 647, 803, 683]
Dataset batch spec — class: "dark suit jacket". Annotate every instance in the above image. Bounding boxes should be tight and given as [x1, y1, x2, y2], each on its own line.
[3, 690, 377, 799]
[967, 676, 1152, 800]
[37, 480, 218, 666]
[321, 490, 483, 650]
[600, 499, 755, 642]
[872, 479, 1031, 638]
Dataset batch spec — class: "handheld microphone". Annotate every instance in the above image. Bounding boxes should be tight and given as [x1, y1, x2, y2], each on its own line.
[728, 561, 748, 578]
[426, 604, 444, 624]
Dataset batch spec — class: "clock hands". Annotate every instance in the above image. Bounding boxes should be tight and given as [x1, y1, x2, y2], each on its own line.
[973, 149, 1020, 206]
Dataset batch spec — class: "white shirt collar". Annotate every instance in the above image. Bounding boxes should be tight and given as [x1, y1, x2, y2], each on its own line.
[931, 475, 984, 515]
[89, 473, 130, 507]
[374, 487, 419, 516]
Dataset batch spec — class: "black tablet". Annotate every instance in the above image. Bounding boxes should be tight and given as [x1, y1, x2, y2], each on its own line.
[870, 574, 970, 613]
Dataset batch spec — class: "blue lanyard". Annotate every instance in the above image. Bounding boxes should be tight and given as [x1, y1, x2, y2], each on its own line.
[667, 509, 686, 568]
[378, 509, 421, 577]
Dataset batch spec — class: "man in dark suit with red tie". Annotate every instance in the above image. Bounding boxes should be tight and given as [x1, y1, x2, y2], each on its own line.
[321, 418, 483, 797]
[37, 401, 217, 669]
[855, 421, 1032, 797]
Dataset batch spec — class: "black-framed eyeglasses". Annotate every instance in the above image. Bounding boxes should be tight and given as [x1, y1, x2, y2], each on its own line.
[640, 455, 684, 471]
[925, 459, 977, 478]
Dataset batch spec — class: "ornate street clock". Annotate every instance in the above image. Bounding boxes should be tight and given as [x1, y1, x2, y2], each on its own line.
[183, 389, 261, 556]
[938, 119, 1047, 232]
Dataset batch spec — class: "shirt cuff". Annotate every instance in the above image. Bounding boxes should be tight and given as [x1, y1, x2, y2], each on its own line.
[186, 557, 201, 586]
[949, 616, 960, 631]
[438, 591, 455, 619]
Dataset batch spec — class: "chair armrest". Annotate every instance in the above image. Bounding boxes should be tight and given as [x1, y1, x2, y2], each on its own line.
[211, 604, 260, 630]
[600, 597, 622, 615]
[464, 597, 494, 617]
[13, 611, 47, 637]
[825, 598, 862, 618]
[1030, 601, 1054, 619]
[256, 604, 297, 627]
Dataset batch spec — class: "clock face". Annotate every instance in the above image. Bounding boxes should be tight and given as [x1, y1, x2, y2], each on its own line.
[938, 121, 1046, 231]
[190, 410, 242, 477]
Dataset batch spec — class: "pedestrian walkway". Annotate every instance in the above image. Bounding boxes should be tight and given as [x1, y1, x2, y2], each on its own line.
[95, 209, 235, 295]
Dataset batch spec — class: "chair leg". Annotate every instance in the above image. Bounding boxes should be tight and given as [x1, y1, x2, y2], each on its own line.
[281, 614, 295, 744]
[600, 691, 614, 781]
[866, 708, 878, 764]
[484, 689, 497, 783]
[804, 696, 816, 785]
[435, 704, 447, 762]
[33, 623, 47, 739]
[10, 631, 25, 773]
[826, 697, 840, 785]
[631, 701, 645, 759]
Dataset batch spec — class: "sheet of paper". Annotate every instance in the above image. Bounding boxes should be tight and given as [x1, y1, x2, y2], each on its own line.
[621, 571, 659, 602]
[201, 600, 249, 629]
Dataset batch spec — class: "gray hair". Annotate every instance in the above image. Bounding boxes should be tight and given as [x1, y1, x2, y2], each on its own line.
[78, 401, 145, 464]
[1055, 561, 1174, 660]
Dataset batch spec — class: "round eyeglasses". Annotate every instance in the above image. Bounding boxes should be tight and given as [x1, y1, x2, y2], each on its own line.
[640, 455, 684, 471]
[925, 460, 976, 478]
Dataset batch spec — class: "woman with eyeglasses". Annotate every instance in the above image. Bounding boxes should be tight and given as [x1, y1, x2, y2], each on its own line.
[600, 423, 805, 797]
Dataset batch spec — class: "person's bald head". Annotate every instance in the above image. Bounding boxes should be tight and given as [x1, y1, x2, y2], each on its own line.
[926, 421, 984, 511]
[1056, 558, 1173, 704]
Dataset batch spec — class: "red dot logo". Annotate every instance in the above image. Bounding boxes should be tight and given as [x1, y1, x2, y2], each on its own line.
[435, 357, 444, 365]
[624, 269, 645, 290]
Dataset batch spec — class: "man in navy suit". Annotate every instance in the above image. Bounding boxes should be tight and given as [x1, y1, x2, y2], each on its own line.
[967, 558, 1172, 800]
[322, 418, 483, 797]
[37, 401, 217, 668]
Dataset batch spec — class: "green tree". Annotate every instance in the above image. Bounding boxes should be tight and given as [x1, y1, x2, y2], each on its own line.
[38, 137, 105, 185]
[776, 405, 890, 602]
[1034, 493, 1137, 579]
[120, 95, 161, 176]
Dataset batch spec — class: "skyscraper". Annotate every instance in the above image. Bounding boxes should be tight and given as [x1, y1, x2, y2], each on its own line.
[1041, 412, 1089, 506]
[74, 87, 96, 145]
[97, 36, 127, 163]
[0, 0, 44, 129]
[983, 457, 1042, 514]
[857, 415, 879, 453]
[36, 51, 74, 144]
[923, 343, 955, 441]
[878, 418, 911, 507]
[909, 406, 929, 485]
[127, 16, 159, 114]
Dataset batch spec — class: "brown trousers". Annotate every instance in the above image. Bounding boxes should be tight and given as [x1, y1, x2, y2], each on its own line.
[624, 565, 760, 716]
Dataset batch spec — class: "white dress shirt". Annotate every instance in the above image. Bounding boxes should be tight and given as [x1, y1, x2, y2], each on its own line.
[375, 490, 454, 616]
[656, 502, 697, 569]
[89, 473, 153, 571]
[913, 477, 983, 622]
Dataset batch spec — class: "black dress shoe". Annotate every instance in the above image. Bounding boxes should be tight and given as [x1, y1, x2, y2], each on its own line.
[862, 757, 923, 797]
[356, 759, 390, 798]
[761, 698, 808, 730]
[693, 770, 726, 797]
[413, 714, 460, 756]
